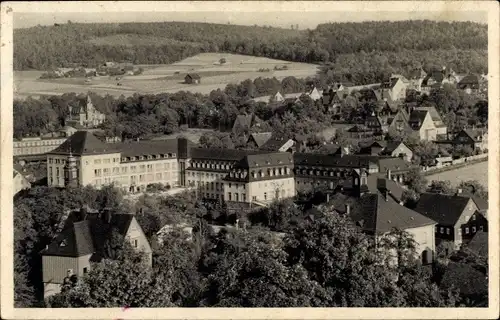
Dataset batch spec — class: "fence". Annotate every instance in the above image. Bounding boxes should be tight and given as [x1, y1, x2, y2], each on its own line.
[421, 153, 488, 175]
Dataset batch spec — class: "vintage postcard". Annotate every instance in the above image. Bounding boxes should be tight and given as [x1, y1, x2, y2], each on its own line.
[1, 1, 499, 319]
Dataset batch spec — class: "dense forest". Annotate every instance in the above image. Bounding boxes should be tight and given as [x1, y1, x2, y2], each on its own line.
[14, 20, 487, 84]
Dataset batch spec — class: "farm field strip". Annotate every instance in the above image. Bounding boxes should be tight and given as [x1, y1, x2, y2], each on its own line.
[14, 53, 319, 98]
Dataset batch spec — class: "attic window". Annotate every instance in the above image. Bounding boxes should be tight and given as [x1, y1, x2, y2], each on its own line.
[60, 240, 67, 247]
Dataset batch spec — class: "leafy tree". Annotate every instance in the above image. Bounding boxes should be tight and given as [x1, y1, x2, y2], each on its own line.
[428, 180, 453, 194]
[457, 180, 488, 200]
[47, 250, 173, 307]
[405, 168, 428, 194]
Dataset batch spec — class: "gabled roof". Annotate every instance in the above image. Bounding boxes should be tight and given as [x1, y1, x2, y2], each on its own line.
[380, 77, 401, 90]
[414, 106, 444, 125]
[377, 157, 415, 173]
[186, 73, 201, 79]
[236, 152, 294, 170]
[382, 141, 406, 154]
[232, 113, 263, 131]
[190, 148, 264, 161]
[293, 153, 379, 169]
[117, 139, 179, 158]
[414, 193, 473, 226]
[248, 132, 273, 148]
[260, 134, 293, 151]
[42, 213, 135, 257]
[408, 110, 429, 129]
[407, 68, 427, 80]
[48, 131, 117, 156]
[457, 74, 480, 88]
[352, 193, 436, 233]
[461, 129, 487, 141]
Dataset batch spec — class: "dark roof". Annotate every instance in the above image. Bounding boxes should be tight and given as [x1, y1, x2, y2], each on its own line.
[186, 73, 201, 79]
[48, 131, 117, 156]
[294, 153, 379, 169]
[232, 113, 263, 131]
[380, 77, 400, 90]
[457, 74, 479, 87]
[42, 213, 135, 257]
[461, 129, 487, 141]
[351, 193, 436, 233]
[377, 157, 415, 173]
[190, 148, 264, 161]
[117, 139, 178, 158]
[408, 110, 429, 129]
[382, 141, 406, 154]
[422, 70, 445, 86]
[365, 174, 406, 202]
[407, 68, 426, 80]
[260, 135, 293, 151]
[415, 193, 473, 226]
[466, 231, 488, 257]
[236, 152, 293, 169]
[248, 132, 273, 147]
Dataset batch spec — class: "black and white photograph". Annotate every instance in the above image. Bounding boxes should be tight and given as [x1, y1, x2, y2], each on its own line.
[1, 1, 498, 319]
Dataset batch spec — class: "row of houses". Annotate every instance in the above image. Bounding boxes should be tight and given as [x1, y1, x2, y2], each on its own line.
[39, 129, 488, 300]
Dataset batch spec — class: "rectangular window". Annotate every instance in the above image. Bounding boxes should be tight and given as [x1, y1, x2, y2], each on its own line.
[264, 192, 267, 200]
[480, 226, 484, 231]
[133, 239, 138, 248]
[147, 164, 153, 172]
[103, 168, 110, 176]
[464, 215, 470, 222]
[140, 165, 146, 172]
[112, 167, 119, 174]
[49, 158, 53, 164]
[472, 215, 476, 221]
[164, 163, 170, 170]
[56, 168, 60, 177]
[49, 167, 53, 176]
[472, 226, 476, 233]
[228, 192, 232, 201]
[94, 159, 101, 165]
[446, 228, 450, 235]
[139, 175, 145, 182]
[242, 193, 246, 202]
[235, 193, 239, 202]
[131, 166, 137, 172]
[252, 196, 257, 201]
[465, 227, 469, 234]
[121, 167, 128, 173]
[156, 173, 162, 180]
[440, 227, 444, 234]
[83, 267, 88, 274]
[103, 159, 110, 164]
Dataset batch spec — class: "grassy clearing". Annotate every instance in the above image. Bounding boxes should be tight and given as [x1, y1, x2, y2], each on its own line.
[14, 53, 319, 98]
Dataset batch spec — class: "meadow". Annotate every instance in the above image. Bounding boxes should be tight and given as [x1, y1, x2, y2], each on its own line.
[14, 53, 319, 99]
[426, 160, 488, 189]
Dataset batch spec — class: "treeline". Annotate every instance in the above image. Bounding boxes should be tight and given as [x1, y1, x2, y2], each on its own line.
[14, 186, 486, 308]
[14, 20, 487, 75]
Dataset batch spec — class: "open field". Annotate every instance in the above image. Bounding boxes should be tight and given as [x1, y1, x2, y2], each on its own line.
[426, 160, 488, 189]
[14, 53, 319, 99]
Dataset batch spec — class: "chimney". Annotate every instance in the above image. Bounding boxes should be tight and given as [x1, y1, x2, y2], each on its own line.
[386, 169, 392, 180]
[345, 204, 350, 214]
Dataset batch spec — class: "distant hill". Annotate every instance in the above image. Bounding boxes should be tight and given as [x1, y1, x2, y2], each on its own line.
[14, 20, 488, 83]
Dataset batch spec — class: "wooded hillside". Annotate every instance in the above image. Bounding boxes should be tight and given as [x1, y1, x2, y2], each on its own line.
[15, 20, 487, 80]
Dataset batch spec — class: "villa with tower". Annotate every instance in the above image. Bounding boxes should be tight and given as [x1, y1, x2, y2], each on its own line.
[65, 95, 106, 128]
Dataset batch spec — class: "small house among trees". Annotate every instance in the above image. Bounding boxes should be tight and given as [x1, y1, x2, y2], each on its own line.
[185, 73, 201, 84]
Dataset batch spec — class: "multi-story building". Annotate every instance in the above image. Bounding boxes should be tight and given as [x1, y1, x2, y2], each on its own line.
[13, 136, 69, 157]
[408, 109, 437, 141]
[47, 131, 188, 192]
[41, 208, 152, 298]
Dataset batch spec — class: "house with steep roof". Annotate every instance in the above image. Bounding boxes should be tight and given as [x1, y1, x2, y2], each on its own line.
[184, 73, 201, 84]
[246, 132, 273, 149]
[408, 109, 437, 141]
[414, 191, 488, 251]
[378, 77, 408, 101]
[387, 108, 413, 136]
[406, 67, 427, 91]
[328, 170, 437, 264]
[421, 67, 459, 94]
[269, 91, 285, 103]
[451, 129, 488, 152]
[359, 140, 413, 162]
[66, 96, 106, 128]
[307, 86, 322, 101]
[41, 208, 152, 298]
[365, 112, 389, 135]
[414, 106, 447, 136]
[13, 168, 31, 195]
[457, 74, 481, 94]
[232, 113, 264, 135]
[321, 89, 344, 114]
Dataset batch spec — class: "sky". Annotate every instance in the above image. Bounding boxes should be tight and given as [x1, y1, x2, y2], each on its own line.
[14, 10, 487, 30]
